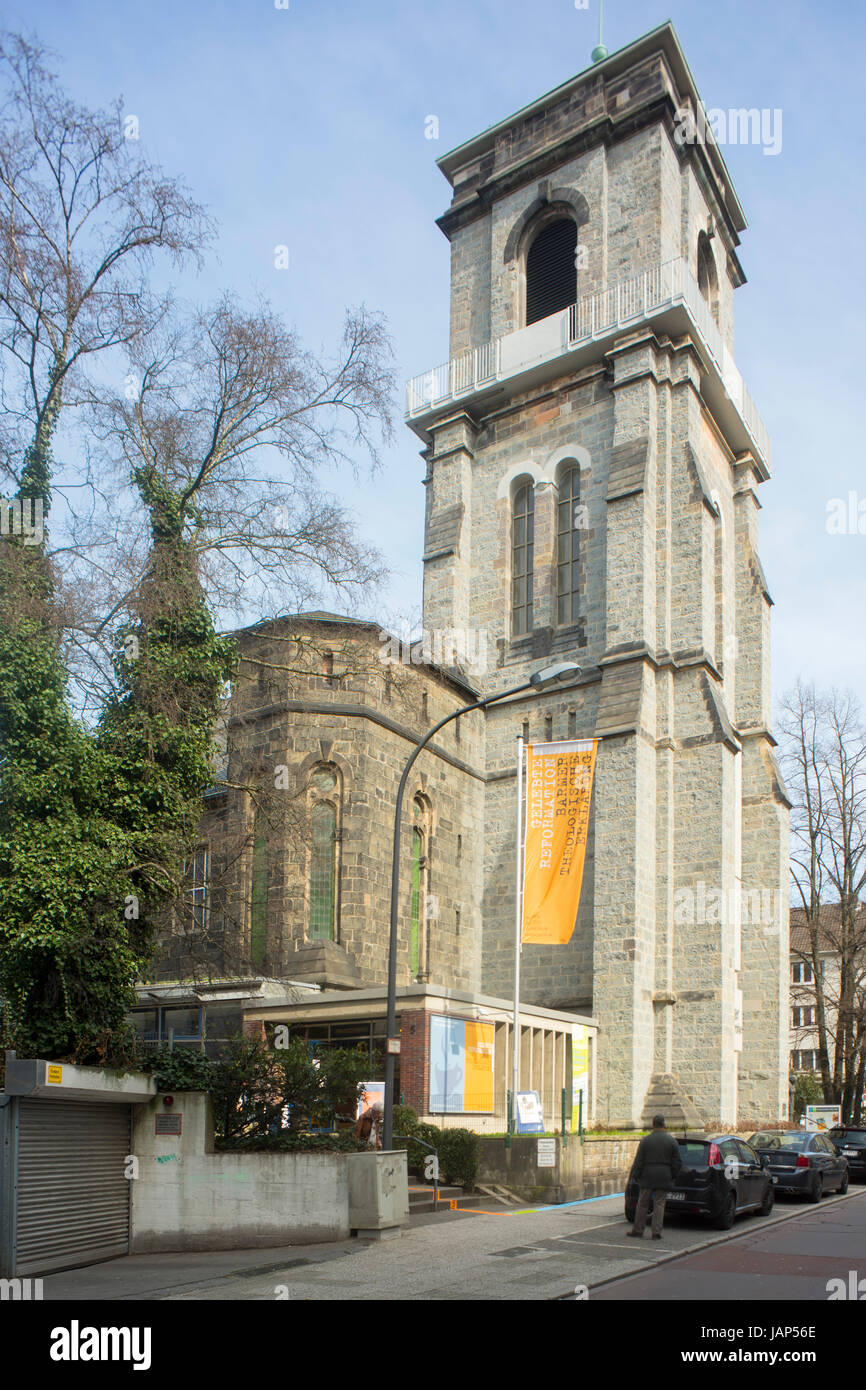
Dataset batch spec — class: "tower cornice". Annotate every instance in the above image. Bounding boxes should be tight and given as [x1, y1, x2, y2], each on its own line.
[436, 22, 747, 243]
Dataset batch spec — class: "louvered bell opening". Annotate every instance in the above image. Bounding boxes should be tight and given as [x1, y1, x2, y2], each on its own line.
[525, 218, 578, 326]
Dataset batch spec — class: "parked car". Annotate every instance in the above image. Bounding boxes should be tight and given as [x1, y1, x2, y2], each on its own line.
[747, 1130, 849, 1200]
[624, 1133, 774, 1230]
[828, 1126, 866, 1181]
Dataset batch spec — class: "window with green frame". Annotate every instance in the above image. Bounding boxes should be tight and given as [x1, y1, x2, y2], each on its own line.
[410, 825, 423, 976]
[310, 800, 337, 939]
[250, 829, 269, 968]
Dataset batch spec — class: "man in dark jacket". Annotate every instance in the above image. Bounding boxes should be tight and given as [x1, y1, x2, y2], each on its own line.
[627, 1114, 683, 1239]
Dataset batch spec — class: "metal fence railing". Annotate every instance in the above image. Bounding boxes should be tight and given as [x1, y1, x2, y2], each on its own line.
[405, 256, 771, 468]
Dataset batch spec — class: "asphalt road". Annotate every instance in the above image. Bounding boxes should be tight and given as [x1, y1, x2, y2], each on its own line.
[590, 1188, 866, 1300]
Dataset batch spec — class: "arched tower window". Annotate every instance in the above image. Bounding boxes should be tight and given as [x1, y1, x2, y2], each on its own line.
[697, 231, 719, 325]
[556, 466, 581, 627]
[512, 481, 535, 637]
[525, 218, 577, 326]
[308, 763, 341, 941]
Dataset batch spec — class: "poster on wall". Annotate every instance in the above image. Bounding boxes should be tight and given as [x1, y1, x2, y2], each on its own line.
[571, 1024, 589, 1132]
[804, 1104, 841, 1131]
[429, 1015, 494, 1113]
[357, 1081, 385, 1119]
[516, 1090, 545, 1134]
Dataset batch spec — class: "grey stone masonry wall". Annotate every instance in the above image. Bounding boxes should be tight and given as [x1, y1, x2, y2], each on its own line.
[421, 26, 787, 1126]
[150, 617, 487, 996]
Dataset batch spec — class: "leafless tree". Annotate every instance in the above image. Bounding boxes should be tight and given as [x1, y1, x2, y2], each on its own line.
[778, 681, 866, 1121]
[63, 293, 395, 714]
[0, 30, 210, 512]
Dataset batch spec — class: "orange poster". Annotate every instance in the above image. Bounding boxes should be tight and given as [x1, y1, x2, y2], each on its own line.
[522, 739, 597, 944]
[463, 1021, 495, 1111]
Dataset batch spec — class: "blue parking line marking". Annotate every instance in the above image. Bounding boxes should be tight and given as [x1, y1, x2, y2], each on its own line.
[510, 1191, 625, 1214]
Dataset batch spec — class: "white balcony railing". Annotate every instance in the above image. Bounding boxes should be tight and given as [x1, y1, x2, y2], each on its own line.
[405, 256, 771, 467]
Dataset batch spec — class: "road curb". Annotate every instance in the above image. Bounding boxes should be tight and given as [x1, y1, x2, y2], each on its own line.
[551, 1187, 866, 1299]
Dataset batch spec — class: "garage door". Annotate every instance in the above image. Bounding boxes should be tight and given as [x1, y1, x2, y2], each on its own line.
[16, 1099, 132, 1275]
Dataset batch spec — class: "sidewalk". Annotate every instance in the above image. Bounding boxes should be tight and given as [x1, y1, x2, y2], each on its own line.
[41, 1188, 865, 1302]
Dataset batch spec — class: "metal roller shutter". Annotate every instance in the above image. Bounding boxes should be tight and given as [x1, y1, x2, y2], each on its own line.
[16, 1099, 131, 1275]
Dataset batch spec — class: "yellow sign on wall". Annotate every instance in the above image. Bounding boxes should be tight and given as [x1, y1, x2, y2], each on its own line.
[522, 740, 598, 944]
[46, 1064, 63, 1084]
[571, 1025, 589, 1131]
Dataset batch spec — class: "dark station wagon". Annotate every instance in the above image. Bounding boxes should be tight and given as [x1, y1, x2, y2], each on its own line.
[747, 1130, 849, 1200]
[625, 1133, 775, 1230]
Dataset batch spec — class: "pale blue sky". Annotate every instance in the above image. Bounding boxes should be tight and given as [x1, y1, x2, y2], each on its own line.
[7, 0, 865, 716]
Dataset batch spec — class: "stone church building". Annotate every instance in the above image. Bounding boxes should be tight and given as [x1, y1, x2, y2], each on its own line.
[134, 23, 790, 1129]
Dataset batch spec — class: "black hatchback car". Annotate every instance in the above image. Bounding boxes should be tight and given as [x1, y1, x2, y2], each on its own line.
[624, 1133, 774, 1230]
[747, 1130, 849, 1200]
[828, 1127, 866, 1181]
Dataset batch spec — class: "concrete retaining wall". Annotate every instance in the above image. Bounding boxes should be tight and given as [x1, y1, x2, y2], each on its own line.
[131, 1092, 353, 1252]
[477, 1135, 640, 1203]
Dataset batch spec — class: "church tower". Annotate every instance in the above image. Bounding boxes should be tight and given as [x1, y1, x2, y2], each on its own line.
[406, 23, 790, 1125]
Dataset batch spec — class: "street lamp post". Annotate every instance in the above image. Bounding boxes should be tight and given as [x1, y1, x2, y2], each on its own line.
[382, 660, 582, 1151]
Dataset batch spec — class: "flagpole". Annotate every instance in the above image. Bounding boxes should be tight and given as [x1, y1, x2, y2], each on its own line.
[512, 732, 525, 1133]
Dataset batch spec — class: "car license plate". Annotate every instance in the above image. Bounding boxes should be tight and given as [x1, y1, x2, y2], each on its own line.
[668, 1192, 685, 1200]
[843, 1149, 858, 1156]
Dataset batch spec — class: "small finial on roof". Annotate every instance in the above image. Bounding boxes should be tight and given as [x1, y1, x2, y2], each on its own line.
[592, 0, 608, 63]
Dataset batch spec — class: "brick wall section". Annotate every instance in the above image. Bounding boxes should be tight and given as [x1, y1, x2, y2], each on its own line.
[398, 1009, 429, 1113]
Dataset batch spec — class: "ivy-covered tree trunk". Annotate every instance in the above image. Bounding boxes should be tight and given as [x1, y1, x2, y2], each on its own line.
[0, 30, 209, 1063]
[96, 467, 236, 951]
[0, 433, 233, 1066]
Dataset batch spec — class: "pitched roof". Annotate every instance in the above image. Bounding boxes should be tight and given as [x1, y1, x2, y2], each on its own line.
[790, 903, 866, 955]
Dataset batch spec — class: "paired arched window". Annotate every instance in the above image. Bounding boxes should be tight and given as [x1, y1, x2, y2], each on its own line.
[525, 218, 578, 326]
[512, 466, 583, 636]
[511, 481, 535, 637]
[309, 763, 341, 941]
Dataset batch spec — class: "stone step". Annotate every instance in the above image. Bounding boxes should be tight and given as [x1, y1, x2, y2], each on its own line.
[408, 1183, 477, 1214]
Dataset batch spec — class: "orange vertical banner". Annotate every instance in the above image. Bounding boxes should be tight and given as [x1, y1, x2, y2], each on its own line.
[522, 739, 598, 944]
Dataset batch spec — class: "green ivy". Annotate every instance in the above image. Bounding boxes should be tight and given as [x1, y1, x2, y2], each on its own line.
[0, 538, 153, 1062]
[141, 1046, 216, 1092]
[215, 1133, 368, 1154]
[0, 480, 234, 1064]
